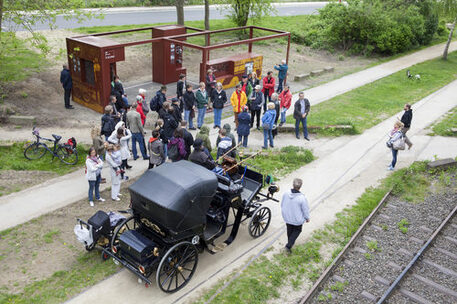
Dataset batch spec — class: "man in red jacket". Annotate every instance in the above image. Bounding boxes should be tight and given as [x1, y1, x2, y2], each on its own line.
[261, 71, 275, 113]
[279, 85, 292, 126]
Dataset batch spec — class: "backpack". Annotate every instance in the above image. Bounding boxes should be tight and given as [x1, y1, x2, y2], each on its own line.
[66, 137, 77, 149]
[167, 143, 179, 160]
[101, 117, 114, 135]
[150, 94, 162, 112]
[142, 100, 150, 114]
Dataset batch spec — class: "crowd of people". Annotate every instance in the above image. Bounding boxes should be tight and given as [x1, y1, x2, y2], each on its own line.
[83, 61, 316, 206]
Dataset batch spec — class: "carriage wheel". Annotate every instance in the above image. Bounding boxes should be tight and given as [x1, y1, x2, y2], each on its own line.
[110, 216, 138, 253]
[156, 242, 198, 293]
[248, 206, 271, 238]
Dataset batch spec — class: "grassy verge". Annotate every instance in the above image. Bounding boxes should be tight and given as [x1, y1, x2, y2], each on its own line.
[429, 106, 457, 137]
[287, 51, 457, 136]
[195, 159, 457, 303]
[0, 142, 88, 175]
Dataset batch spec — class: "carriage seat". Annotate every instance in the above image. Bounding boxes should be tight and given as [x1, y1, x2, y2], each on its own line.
[52, 134, 62, 142]
[216, 175, 243, 196]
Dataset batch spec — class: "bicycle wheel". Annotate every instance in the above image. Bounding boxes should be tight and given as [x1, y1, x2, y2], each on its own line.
[24, 143, 47, 160]
[56, 145, 78, 165]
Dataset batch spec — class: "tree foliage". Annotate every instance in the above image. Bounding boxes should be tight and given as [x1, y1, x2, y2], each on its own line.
[313, 0, 439, 55]
[438, 0, 457, 59]
[224, 0, 274, 27]
[0, 0, 97, 54]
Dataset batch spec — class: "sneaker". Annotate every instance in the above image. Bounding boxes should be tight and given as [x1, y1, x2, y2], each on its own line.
[143, 156, 150, 160]
[126, 165, 132, 169]
[304, 137, 310, 141]
[118, 193, 123, 197]
[296, 135, 300, 139]
[133, 157, 139, 161]
[279, 123, 283, 127]
[213, 125, 218, 129]
[189, 127, 196, 130]
[89, 201, 94, 207]
[124, 176, 129, 181]
[112, 197, 121, 201]
[284, 246, 292, 254]
[98, 198, 105, 202]
[388, 165, 394, 171]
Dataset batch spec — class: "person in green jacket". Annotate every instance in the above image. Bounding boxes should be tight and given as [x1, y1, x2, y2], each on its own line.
[196, 125, 212, 153]
[239, 75, 253, 102]
[195, 82, 209, 129]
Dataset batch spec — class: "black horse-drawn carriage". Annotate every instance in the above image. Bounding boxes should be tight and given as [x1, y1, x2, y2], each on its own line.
[77, 160, 278, 293]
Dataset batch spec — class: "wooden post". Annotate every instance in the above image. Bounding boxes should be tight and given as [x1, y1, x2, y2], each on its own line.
[201, 49, 208, 83]
[284, 33, 291, 85]
[248, 27, 253, 53]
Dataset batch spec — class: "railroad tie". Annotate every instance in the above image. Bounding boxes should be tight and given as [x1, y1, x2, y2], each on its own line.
[399, 288, 434, 304]
[412, 273, 457, 299]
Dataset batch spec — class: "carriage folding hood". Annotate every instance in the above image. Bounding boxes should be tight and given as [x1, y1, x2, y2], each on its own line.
[128, 161, 218, 234]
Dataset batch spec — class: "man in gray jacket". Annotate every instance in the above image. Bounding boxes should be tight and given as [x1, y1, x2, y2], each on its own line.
[126, 102, 149, 160]
[281, 178, 310, 253]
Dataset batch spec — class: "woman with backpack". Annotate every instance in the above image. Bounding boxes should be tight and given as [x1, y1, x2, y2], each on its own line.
[85, 147, 105, 207]
[101, 105, 116, 141]
[167, 128, 187, 162]
[387, 121, 405, 171]
[262, 102, 277, 149]
[237, 106, 251, 148]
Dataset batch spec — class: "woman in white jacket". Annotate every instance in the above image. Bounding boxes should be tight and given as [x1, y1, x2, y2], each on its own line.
[85, 147, 105, 207]
[105, 144, 122, 201]
[108, 122, 132, 171]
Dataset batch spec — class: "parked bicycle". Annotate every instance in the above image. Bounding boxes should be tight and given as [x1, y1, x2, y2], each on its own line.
[24, 127, 78, 165]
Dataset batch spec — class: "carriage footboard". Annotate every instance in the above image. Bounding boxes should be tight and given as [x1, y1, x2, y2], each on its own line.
[101, 248, 153, 285]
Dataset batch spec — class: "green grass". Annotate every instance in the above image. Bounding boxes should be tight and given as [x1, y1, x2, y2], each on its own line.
[43, 229, 61, 244]
[195, 159, 450, 303]
[430, 106, 457, 137]
[366, 240, 380, 252]
[0, 142, 88, 175]
[287, 51, 457, 136]
[0, 251, 120, 304]
[397, 218, 410, 234]
[0, 33, 45, 84]
[244, 146, 314, 180]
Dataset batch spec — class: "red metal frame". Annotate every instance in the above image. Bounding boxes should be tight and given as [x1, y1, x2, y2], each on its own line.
[67, 25, 290, 112]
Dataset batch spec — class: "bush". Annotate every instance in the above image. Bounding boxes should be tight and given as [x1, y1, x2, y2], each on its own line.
[311, 0, 439, 55]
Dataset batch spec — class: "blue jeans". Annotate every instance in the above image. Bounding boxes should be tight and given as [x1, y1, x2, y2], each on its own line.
[132, 132, 147, 159]
[213, 108, 222, 127]
[391, 149, 398, 168]
[197, 107, 206, 128]
[277, 78, 284, 93]
[295, 117, 308, 138]
[280, 108, 287, 124]
[184, 109, 194, 128]
[263, 93, 271, 113]
[263, 129, 273, 148]
[163, 143, 168, 161]
[238, 134, 248, 147]
[88, 174, 101, 202]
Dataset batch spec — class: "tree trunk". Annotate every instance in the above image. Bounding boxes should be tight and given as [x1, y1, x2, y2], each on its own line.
[0, 0, 3, 34]
[204, 0, 209, 30]
[176, 0, 184, 26]
[443, 20, 456, 60]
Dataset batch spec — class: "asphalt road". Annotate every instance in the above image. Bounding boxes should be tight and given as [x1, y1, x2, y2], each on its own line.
[5, 2, 328, 31]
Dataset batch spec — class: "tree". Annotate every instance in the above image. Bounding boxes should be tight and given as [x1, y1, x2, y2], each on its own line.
[205, 0, 210, 30]
[176, 0, 184, 26]
[224, 0, 274, 27]
[0, 0, 96, 54]
[439, 0, 457, 60]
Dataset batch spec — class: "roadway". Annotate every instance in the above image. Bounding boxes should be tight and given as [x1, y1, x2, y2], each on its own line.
[4, 2, 328, 31]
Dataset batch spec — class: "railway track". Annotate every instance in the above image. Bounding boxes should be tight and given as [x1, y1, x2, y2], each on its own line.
[299, 190, 457, 304]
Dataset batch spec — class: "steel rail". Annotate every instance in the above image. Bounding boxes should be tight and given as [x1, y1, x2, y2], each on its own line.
[298, 189, 392, 304]
[377, 202, 457, 303]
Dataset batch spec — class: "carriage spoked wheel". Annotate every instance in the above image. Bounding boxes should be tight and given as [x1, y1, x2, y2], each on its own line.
[248, 206, 271, 238]
[110, 216, 139, 253]
[156, 242, 198, 293]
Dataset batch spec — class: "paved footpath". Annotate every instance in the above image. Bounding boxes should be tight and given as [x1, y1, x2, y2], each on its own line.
[65, 80, 457, 304]
[1, 41, 456, 230]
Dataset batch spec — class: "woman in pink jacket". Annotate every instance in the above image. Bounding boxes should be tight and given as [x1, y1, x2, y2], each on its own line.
[279, 85, 292, 126]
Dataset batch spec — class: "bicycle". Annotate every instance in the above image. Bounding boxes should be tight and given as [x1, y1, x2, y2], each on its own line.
[24, 127, 78, 165]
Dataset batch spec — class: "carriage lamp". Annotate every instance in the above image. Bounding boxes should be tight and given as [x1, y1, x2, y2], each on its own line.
[138, 265, 146, 274]
[267, 183, 280, 198]
[112, 245, 118, 254]
[153, 247, 159, 257]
